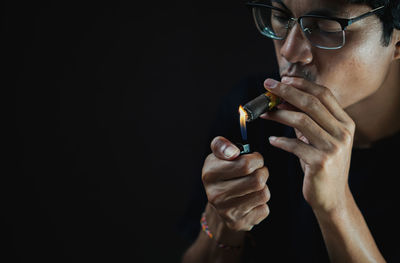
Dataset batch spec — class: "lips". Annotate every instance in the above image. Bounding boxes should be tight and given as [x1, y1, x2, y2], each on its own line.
[280, 74, 304, 79]
[280, 64, 316, 82]
[280, 69, 316, 82]
[280, 69, 307, 79]
[280, 69, 305, 79]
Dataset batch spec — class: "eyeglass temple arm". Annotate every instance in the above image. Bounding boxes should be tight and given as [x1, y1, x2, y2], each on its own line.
[346, 5, 385, 27]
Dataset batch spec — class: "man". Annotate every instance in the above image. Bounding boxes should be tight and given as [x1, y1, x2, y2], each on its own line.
[180, 0, 400, 262]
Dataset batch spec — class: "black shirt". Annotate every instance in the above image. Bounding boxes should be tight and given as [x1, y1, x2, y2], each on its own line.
[179, 72, 400, 262]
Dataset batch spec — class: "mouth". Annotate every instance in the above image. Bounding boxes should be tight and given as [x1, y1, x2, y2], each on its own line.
[280, 74, 305, 79]
[280, 72, 316, 82]
[280, 65, 316, 82]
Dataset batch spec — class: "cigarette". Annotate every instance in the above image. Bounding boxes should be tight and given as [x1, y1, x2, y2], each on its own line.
[243, 92, 281, 122]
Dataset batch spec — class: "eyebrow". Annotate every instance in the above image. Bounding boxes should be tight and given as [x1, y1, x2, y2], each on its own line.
[271, 0, 291, 12]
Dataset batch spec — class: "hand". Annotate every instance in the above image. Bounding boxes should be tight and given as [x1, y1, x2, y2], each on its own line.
[261, 77, 356, 214]
[202, 136, 270, 231]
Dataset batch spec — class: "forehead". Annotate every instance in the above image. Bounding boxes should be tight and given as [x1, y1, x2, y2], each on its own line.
[277, 0, 365, 17]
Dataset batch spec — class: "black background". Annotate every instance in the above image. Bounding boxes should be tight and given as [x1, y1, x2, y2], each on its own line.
[9, 1, 276, 262]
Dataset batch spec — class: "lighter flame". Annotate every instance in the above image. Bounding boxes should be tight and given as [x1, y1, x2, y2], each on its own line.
[239, 105, 248, 141]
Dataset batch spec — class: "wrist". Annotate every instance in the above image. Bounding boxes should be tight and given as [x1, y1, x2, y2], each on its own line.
[203, 203, 246, 248]
[312, 185, 354, 223]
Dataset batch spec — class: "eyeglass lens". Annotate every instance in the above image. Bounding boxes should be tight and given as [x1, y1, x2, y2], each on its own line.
[252, 3, 345, 49]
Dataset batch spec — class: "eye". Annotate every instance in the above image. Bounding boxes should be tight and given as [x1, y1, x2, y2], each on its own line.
[271, 11, 289, 24]
[316, 19, 342, 32]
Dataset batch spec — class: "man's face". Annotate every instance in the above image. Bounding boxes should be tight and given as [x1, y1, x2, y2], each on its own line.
[273, 0, 396, 108]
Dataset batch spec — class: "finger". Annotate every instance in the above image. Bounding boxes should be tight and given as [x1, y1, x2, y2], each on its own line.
[276, 101, 300, 112]
[237, 204, 270, 231]
[264, 78, 342, 137]
[269, 136, 321, 165]
[214, 167, 269, 202]
[202, 152, 265, 182]
[295, 128, 310, 144]
[262, 109, 332, 150]
[281, 77, 351, 124]
[210, 136, 240, 160]
[218, 185, 271, 215]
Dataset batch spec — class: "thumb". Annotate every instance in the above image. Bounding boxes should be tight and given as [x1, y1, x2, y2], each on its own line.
[210, 136, 240, 160]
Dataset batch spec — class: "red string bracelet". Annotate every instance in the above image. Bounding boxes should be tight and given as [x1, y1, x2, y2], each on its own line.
[200, 212, 242, 250]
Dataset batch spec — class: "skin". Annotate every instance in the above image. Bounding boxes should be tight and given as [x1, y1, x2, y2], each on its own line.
[182, 0, 400, 262]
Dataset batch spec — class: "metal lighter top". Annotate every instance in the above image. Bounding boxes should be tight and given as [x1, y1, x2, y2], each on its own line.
[242, 91, 281, 122]
[235, 143, 251, 155]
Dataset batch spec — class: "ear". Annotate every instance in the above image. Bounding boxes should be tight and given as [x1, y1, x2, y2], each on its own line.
[395, 42, 400, 60]
[394, 30, 400, 60]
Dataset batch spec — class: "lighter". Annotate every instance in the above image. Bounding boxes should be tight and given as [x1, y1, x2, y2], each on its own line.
[237, 142, 251, 155]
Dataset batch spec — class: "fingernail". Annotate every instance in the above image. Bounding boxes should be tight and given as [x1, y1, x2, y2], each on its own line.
[223, 145, 239, 158]
[269, 136, 277, 143]
[264, 79, 278, 89]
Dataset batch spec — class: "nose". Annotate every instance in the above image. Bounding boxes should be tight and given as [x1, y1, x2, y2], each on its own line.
[279, 23, 313, 65]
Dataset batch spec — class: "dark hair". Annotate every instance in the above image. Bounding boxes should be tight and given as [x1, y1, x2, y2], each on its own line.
[347, 0, 400, 45]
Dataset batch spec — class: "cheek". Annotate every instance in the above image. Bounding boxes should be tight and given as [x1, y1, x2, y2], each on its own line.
[315, 46, 391, 108]
[273, 42, 283, 66]
[322, 57, 377, 107]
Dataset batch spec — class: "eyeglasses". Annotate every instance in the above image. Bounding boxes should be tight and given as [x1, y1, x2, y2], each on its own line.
[246, 1, 385, 50]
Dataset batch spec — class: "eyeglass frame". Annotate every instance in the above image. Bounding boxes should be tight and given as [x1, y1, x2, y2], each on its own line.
[246, 1, 386, 49]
